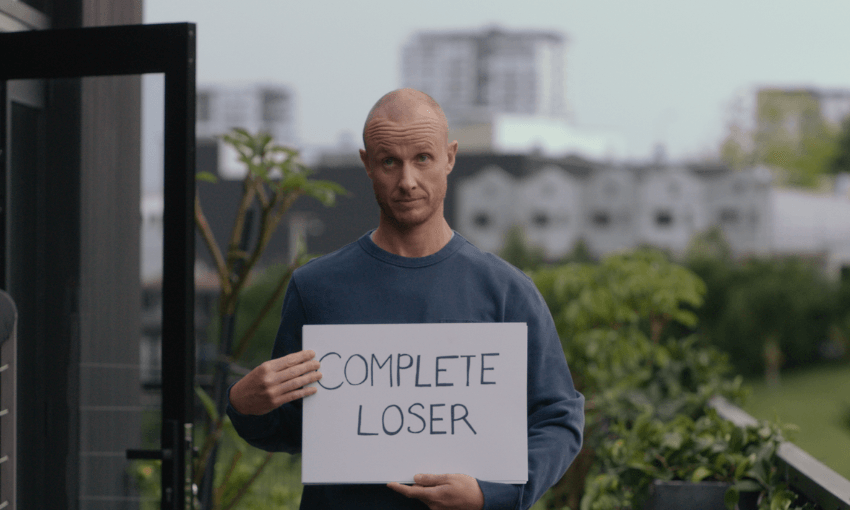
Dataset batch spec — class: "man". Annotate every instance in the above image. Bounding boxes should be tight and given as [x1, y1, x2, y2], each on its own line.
[228, 88, 584, 510]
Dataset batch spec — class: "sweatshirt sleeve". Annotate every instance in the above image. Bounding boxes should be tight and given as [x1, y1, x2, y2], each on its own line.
[226, 277, 308, 454]
[480, 278, 585, 510]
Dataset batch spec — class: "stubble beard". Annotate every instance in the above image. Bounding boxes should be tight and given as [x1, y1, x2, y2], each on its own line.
[374, 188, 446, 232]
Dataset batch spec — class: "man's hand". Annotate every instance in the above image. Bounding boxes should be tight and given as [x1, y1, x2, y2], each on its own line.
[388, 474, 484, 510]
[229, 350, 322, 415]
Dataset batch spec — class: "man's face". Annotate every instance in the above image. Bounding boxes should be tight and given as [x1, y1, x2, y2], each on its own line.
[360, 104, 458, 231]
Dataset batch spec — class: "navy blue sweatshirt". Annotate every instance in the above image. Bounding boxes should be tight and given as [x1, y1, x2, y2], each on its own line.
[227, 232, 584, 510]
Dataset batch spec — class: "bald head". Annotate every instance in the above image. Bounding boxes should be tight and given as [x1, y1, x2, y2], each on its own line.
[362, 88, 448, 152]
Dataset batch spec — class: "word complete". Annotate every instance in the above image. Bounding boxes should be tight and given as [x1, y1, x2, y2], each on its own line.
[316, 352, 500, 390]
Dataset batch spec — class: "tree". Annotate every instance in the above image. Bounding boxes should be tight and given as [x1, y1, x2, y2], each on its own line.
[194, 129, 346, 510]
[719, 89, 842, 188]
[499, 225, 545, 271]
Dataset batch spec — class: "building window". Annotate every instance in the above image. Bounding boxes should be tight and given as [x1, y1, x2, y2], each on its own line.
[262, 89, 289, 122]
[473, 212, 491, 228]
[655, 210, 673, 227]
[532, 212, 550, 227]
[720, 208, 739, 224]
[591, 211, 610, 227]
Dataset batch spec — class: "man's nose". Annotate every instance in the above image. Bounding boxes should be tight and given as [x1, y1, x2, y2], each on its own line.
[397, 162, 417, 190]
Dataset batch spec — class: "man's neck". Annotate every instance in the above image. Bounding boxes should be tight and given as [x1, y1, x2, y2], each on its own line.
[371, 219, 454, 258]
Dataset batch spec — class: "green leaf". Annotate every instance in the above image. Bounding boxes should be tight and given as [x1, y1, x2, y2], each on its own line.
[196, 171, 219, 183]
[249, 161, 269, 179]
[769, 488, 795, 510]
[661, 431, 684, 450]
[280, 172, 308, 191]
[691, 465, 713, 482]
[733, 457, 752, 479]
[733, 479, 762, 493]
[729, 425, 745, 452]
[303, 179, 348, 206]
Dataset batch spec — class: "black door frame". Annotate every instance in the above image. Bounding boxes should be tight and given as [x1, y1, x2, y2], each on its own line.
[0, 23, 196, 509]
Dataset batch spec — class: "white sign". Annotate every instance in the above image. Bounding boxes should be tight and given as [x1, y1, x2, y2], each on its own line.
[302, 323, 528, 485]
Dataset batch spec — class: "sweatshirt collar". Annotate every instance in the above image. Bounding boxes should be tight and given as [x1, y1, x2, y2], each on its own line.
[358, 230, 465, 268]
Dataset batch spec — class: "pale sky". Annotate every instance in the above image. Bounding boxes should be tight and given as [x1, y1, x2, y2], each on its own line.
[143, 0, 850, 164]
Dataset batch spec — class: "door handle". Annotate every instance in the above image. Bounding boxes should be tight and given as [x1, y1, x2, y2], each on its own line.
[126, 420, 195, 509]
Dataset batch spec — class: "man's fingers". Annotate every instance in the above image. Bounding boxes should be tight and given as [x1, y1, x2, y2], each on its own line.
[276, 358, 321, 382]
[261, 355, 320, 388]
[230, 350, 323, 415]
[387, 475, 446, 502]
[413, 473, 449, 487]
[275, 383, 318, 406]
[387, 482, 419, 499]
[268, 349, 317, 371]
[389, 474, 484, 510]
[272, 370, 322, 401]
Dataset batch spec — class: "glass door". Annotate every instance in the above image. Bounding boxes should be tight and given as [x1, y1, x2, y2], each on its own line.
[1, 24, 197, 510]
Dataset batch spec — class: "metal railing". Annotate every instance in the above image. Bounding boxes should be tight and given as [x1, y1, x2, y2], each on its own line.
[710, 396, 850, 510]
[0, 290, 16, 510]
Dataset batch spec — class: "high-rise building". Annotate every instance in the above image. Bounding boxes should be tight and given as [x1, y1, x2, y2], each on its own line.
[196, 83, 295, 144]
[195, 83, 297, 178]
[402, 27, 569, 126]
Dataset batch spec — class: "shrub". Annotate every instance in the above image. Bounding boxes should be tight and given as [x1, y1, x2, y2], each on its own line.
[530, 249, 748, 509]
[688, 256, 840, 375]
[583, 409, 811, 510]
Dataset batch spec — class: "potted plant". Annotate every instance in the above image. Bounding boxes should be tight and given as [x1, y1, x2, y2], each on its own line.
[582, 408, 811, 510]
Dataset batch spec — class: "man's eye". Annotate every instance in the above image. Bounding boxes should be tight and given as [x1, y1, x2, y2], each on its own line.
[417, 154, 429, 162]
[382, 158, 395, 166]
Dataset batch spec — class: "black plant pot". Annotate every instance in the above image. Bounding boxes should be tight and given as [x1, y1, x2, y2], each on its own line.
[646, 480, 759, 510]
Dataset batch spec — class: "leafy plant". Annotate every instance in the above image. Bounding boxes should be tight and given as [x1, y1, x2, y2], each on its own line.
[687, 255, 841, 376]
[531, 249, 739, 409]
[530, 250, 747, 509]
[192, 128, 345, 510]
[582, 409, 813, 510]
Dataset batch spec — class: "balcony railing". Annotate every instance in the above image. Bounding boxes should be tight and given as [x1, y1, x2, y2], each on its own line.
[710, 396, 850, 510]
[0, 290, 17, 510]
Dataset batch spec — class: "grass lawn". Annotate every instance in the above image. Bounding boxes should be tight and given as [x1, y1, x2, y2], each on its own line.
[742, 362, 850, 480]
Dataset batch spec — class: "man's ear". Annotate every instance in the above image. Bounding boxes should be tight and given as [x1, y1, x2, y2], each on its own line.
[445, 141, 459, 175]
[360, 149, 372, 178]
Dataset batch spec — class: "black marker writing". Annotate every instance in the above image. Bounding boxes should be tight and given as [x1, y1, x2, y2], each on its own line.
[371, 354, 392, 387]
[345, 354, 368, 386]
[435, 355, 458, 387]
[481, 353, 499, 385]
[397, 353, 413, 387]
[357, 405, 377, 436]
[407, 403, 426, 434]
